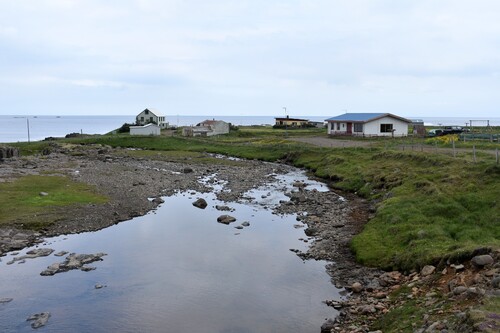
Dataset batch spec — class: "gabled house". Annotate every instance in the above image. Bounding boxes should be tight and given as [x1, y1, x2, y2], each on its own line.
[136, 108, 168, 128]
[182, 119, 230, 137]
[326, 113, 411, 137]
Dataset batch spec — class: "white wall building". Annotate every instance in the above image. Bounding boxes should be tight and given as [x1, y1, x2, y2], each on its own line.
[182, 119, 230, 137]
[136, 108, 168, 128]
[326, 113, 411, 137]
[130, 123, 161, 136]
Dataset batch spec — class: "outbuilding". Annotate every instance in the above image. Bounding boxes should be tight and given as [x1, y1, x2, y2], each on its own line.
[325, 113, 411, 137]
[182, 119, 230, 137]
[130, 123, 161, 136]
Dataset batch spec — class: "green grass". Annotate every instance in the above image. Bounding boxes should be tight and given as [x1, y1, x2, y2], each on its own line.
[0, 175, 107, 230]
[7, 128, 500, 270]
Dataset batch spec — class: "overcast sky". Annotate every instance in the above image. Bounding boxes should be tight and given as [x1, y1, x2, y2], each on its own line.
[1, 0, 499, 117]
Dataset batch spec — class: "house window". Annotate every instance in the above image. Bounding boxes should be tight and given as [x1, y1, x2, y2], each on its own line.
[145, 110, 149, 115]
[140, 117, 144, 122]
[336, 123, 340, 130]
[380, 124, 393, 133]
[150, 117, 153, 122]
[354, 123, 363, 132]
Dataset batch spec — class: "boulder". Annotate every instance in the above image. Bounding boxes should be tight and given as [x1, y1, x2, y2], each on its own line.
[192, 198, 208, 209]
[421, 265, 436, 276]
[217, 215, 236, 225]
[320, 319, 336, 333]
[183, 167, 193, 173]
[471, 255, 494, 267]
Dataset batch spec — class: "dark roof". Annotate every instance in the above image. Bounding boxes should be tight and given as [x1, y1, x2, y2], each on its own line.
[325, 113, 411, 123]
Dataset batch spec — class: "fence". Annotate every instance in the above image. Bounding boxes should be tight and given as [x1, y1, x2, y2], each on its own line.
[395, 142, 499, 165]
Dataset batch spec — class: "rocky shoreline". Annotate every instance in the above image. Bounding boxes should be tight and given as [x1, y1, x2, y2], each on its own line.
[1, 143, 498, 332]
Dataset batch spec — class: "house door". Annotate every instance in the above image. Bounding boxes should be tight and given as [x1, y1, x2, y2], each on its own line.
[347, 123, 352, 134]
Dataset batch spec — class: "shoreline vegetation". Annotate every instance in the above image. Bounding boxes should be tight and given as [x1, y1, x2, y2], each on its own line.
[2, 126, 499, 332]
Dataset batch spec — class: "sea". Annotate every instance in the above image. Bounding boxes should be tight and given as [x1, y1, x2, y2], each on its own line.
[1, 115, 499, 143]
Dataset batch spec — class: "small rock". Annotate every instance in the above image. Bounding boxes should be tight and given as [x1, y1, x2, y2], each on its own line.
[94, 284, 105, 289]
[421, 265, 436, 276]
[450, 264, 465, 271]
[234, 226, 243, 230]
[453, 286, 468, 295]
[26, 312, 51, 329]
[54, 251, 69, 257]
[0, 298, 13, 303]
[183, 167, 193, 173]
[351, 282, 364, 293]
[39, 192, 49, 197]
[491, 276, 500, 288]
[217, 215, 236, 225]
[471, 255, 494, 267]
[241, 221, 250, 227]
[192, 198, 208, 209]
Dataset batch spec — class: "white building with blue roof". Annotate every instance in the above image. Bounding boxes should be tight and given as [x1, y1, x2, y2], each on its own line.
[325, 113, 411, 137]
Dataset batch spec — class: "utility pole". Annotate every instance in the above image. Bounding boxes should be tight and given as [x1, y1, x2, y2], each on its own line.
[26, 118, 30, 143]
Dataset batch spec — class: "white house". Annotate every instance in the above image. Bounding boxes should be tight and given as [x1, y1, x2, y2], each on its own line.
[325, 113, 411, 137]
[182, 119, 230, 137]
[136, 108, 168, 128]
[130, 123, 161, 136]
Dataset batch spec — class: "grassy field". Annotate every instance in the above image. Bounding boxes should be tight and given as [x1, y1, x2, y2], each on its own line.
[7, 127, 500, 270]
[0, 175, 107, 230]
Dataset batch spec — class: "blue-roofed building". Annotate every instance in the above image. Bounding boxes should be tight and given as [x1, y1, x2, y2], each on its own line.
[325, 113, 411, 137]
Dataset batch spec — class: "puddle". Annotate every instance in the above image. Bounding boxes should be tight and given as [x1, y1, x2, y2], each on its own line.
[0, 172, 339, 333]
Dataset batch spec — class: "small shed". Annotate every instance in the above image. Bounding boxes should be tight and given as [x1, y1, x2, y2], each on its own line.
[130, 123, 161, 136]
[325, 113, 411, 137]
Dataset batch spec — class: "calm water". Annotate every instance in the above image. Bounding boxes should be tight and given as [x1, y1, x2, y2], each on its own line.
[0, 171, 339, 332]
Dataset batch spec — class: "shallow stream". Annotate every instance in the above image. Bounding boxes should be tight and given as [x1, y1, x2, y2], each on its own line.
[0, 171, 339, 332]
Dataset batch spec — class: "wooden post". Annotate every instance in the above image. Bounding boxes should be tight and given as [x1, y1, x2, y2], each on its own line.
[452, 139, 456, 158]
[473, 145, 476, 163]
[496, 148, 499, 165]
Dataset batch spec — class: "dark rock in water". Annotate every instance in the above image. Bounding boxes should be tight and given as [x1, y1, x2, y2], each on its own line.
[40, 253, 106, 276]
[217, 215, 236, 225]
[192, 198, 208, 209]
[241, 221, 250, 227]
[215, 205, 232, 211]
[152, 197, 164, 205]
[27, 312, 51, 329]
[234, 226, 243, 230]
[54, 251, 69, 257]
[304, 227, 318, 237]
[8, 248, 54, 265]
[0, 298, 13, 303]
[183, 167, 193, 173]
[321, 318, 336, 333]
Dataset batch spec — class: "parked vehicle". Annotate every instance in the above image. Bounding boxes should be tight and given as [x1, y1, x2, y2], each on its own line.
[427, 129, 444, 137]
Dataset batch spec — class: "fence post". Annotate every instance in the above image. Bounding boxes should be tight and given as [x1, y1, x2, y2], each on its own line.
[452, 139, 456, 158]
[473, 145, 476, 163]
[496, 148, 499, 165]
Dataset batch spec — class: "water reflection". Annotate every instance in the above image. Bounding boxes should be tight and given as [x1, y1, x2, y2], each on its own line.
[0, 175, 338, 332]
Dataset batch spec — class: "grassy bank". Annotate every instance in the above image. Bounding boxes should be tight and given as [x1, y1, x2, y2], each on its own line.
[0, 175, 107, 230]
[8, 129, 500, 270]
